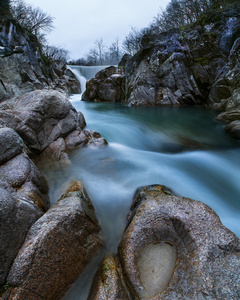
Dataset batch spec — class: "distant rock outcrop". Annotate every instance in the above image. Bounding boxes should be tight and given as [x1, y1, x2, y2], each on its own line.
[82, 66, 125, 102]
[83, 3, 240, 139]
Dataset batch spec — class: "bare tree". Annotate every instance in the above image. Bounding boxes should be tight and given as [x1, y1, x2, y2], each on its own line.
[42, 45, 69, 63]
[109, 37, 122, 64]
[10, 0, 54, 41]
[95, 38, 105, 65]
[88, 47, 98, 65]
[122, 27, 142, 55]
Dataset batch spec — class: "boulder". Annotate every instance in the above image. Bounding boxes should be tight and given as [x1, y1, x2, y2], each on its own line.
[117, 185, 240, 299]
[82, 66, 125, 102]
[0, 90, 107, 163]
[0, 128, 49, 286]
[0, 90, 81, 152]
[88, 255, 129, 300]
[5, 181, 104, 300]
[90, 185, 240, 300]
[0, 127, 24, 164]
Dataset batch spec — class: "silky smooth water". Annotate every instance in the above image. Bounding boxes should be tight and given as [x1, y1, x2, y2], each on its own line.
[38, 94, 240, 299]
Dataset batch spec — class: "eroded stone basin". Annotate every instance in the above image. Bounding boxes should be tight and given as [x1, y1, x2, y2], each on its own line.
[137, 241, 177, 299]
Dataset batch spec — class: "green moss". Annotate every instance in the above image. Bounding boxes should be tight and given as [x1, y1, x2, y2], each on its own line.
[195, 57, 208, 66]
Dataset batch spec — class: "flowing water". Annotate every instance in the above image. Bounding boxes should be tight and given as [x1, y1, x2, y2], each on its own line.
[38, 68, 240, 299]
[67, 65, 108, 94]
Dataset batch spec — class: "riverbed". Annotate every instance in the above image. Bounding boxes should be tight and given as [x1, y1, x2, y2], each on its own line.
[38, 94, 240, 299]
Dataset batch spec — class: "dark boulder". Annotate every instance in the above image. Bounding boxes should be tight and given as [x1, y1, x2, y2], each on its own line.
[82, 66, 125, 102]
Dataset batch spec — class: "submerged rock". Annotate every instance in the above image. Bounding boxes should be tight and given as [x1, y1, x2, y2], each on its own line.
[90, 185, 240, 300]
[5, 181, 104, 300]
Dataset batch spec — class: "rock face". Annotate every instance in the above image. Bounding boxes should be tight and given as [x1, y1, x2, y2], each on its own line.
[0, 127, 49, 286]
[125, 5, 240, 107]
[0, 90, 107, 163]
[82, 4, 240, 139]
[212, 37, 240, 139]
[90, 185, 240, 300]
[82, 66, 125, 102]
[4, 181, 103, 300]
[0, 19, 80, 102]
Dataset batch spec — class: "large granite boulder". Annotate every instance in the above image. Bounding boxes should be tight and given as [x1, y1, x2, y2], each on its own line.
[0, 89, 80, 152]
[90, 185, 240, 299]
[4, 181, 103, 300]
[0, 127, 49, 286]
[82, 66, 125, 102]
[0, 90, 107, 165]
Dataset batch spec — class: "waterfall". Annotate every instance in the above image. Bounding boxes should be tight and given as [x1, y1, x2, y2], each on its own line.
[67, 65, 107, 94]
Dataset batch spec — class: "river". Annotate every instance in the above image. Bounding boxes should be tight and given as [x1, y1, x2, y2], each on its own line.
[38, 67, 240, 299]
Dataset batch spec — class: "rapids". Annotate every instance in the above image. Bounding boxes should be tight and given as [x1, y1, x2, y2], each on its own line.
[37, 68, 240, 300]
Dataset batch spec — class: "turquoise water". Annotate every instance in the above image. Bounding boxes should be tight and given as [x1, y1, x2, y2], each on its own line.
[38, 95, 240, 299]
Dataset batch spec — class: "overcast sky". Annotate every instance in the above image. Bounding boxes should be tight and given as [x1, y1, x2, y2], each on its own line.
[25, 0, 170, 60]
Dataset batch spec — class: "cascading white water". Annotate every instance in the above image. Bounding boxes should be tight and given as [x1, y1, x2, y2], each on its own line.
[37, 72, 240, 300]
[67, 65, 107, 94]
[38, 99, 240, 300]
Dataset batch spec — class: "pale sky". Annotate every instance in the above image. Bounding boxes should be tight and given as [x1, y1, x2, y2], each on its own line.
[25, 0, 170, 60]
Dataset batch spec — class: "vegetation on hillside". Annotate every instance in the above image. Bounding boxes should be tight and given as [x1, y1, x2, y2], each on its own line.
[0, 0, 69, 63]
[70, 0, 239, 65]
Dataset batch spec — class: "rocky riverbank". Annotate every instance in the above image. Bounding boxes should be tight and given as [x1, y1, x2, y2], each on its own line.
[0, 3, 240, 300]
[0, 89, 107, 298]
[0, 19, 80, 102]
[83, 3, 240, 140]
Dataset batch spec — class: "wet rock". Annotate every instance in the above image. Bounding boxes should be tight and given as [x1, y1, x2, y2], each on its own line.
[40, 137, 71, 165]
[6, 181, 104, 300]
[0, 187, 43, 286]
[0, 90, 79, 152]
[117, 185, 240, 299]
[88, 255, 129, 300]
[84, 129, 108, 148]
[0, 128, 49, 286]
[0, 127, 24, 164]
[83, 66, 125, 102]
[225, 120, 240, 139]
